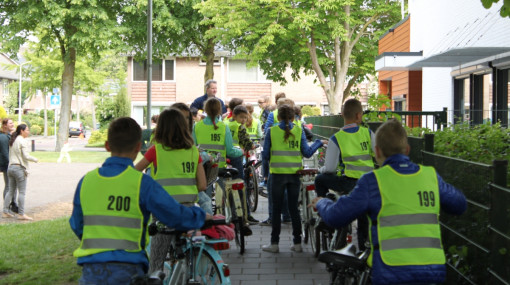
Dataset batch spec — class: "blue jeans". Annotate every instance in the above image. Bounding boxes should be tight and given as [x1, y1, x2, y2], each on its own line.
[267, 174, 290, 221]
[198, 191, 213, 215]
[79, 263, 145, 285]
[314, 173, 368, 250]
[270, 174, 301, 244]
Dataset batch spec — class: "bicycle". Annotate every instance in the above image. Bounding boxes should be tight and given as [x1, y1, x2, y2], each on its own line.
[148, 219, 232, 285]
[244, 146, 260, 213]
[214, 168, 249, 255]
[296, 168, 320, 257]
[318, 244, 371, 285]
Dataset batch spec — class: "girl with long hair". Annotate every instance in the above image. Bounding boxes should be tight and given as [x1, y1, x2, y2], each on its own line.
[135, 108, 207, 274]
[261, 105, 326, 253]
[2, 124, 38, 220]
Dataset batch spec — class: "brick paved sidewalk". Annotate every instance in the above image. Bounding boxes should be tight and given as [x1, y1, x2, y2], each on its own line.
[221, 195, 330, 285]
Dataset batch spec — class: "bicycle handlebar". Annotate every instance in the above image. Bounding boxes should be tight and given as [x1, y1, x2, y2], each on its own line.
[149, 219, 229, 236]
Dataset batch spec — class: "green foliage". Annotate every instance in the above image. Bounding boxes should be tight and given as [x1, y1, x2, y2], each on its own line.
[0, 105, 6, 119]
[405, 126, 433, 137]
[434, 121, 510, 165]
[481, 0, 510, 17]
[362, 93, 401, 123]
[30, 124, 42, 135]
[197, 0, 400, 113]
[22, 113, 44, 128]
[88, 129, 108, 146]
[95, 93, 116, 126]
[113, 87, 131, 118]
[301, 105, 322, 117]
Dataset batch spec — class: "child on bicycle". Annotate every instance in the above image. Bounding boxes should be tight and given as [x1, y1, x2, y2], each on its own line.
[193, 98, 253, 235]
[170, 103, 214, 216]
[245, 104, 263, 140]
[135, 108, 210, 274]
[262, 104, 326, 253]
[69, 117, 209, 284]
[313, 98, 375, 250]
[310, 119, 467, 285]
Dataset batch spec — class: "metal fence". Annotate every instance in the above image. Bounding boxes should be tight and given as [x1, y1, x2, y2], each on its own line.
[303, 112, 510, 283]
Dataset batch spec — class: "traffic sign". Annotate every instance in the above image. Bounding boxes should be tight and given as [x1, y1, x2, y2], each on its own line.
[50, 95, 61, 106]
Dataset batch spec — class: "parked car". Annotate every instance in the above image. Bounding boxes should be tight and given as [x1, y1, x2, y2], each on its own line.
[69, 121, 85, 138]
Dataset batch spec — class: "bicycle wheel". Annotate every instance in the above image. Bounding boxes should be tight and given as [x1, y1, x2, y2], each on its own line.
[191, 247, 226, 285]
[309, 224, 320, 258]
[230, 193, 245, 254]
[246, 165, 259, 212]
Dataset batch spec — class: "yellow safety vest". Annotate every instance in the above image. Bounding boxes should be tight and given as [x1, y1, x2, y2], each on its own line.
[334, 126, 374, 179]
[195, 120, 227, 168]
[269, 124, 303, 174]
[225, 120, 240, 146]
[369, 165, 445, 266]
[74, 167, 145, 257]
[151, 143, 199, 204]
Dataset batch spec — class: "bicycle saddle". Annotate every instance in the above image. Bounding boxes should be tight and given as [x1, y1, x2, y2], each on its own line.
[318, 244, 365, 270]
[218, 167, 239, 178]
[296, 168, 319, 175]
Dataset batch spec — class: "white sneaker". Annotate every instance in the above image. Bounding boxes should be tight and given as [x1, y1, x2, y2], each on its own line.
[262, 244, 279, 253]
[291, 243, 303, 252]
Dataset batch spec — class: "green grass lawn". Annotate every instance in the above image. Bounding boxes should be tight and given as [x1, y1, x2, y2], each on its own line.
[0, 218, 81, 284]
[32, 152, 144, 164]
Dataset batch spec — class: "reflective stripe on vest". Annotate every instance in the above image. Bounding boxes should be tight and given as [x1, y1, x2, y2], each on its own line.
[226, 120, 240, 146]
[269, 125, 303, 174]
[151, 144, 199, 204]
[372, 165, 445, 266]
[335, 126, 374, 179]
[74, 167, 144, 258]
[195, 120, 227, 168]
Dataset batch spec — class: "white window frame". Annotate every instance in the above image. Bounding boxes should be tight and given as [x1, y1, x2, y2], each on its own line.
[227, 59, 268, 83]
[199, 58, 220, 66]
[132, 58, 176, 82]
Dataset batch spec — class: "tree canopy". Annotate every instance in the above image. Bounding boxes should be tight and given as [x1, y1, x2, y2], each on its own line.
[198, 0, 400, 114]
[0, 0, 126, 150]
[481, 0, 510, 17]
[121, 0, 218, 83]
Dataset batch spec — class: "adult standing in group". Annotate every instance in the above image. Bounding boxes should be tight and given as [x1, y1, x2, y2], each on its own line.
[0, 118, 15, 212]
[2, 124, 38, 220]
[258, 96, 271, 130]
[190, 79, 227, 114]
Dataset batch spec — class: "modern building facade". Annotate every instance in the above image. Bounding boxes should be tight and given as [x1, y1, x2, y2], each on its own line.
[376, 0, 510, 126]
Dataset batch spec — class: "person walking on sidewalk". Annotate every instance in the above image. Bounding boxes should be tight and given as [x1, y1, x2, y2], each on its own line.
[2, 124, 38, 220]
[0, 118, 16, 213]
[262, 104, 325, 253]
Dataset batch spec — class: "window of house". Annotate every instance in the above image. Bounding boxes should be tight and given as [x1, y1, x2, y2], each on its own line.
[133, 59, 175, 81]
[394, 101, 403, 111]
[199, 58, 220, 66]
[2, 80, 8, 96]
[228, 60, 266, 82]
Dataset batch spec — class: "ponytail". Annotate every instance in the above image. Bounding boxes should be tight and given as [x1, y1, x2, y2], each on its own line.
[10, 124, 27, 147]
[204, 97, 222, 130]
[277, 105, 295, 142]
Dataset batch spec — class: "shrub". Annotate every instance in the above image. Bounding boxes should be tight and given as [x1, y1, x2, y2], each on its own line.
[87, 129, 107, 145]
[30, 125, 42, 135]
[0, 106, 7, 119]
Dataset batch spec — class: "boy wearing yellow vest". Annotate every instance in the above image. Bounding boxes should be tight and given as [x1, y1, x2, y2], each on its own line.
[314, 98, 374, 250]
[70, 117, 209, 284]
[310, 119, 467, 285]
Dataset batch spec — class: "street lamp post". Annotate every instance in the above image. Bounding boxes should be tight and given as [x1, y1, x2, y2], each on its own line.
[18, 61, 31, 124]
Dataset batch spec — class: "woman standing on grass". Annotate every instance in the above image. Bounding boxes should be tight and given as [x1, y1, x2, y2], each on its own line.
[2, 124, 38, 220]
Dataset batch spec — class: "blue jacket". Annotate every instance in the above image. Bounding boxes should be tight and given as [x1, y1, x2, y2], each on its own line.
[262, 121, 323, 163]
[0, 132, 10, 171]
[190, 94, 227, 114]
[69, 156, 206, 272]
[316, 154, 467, 285]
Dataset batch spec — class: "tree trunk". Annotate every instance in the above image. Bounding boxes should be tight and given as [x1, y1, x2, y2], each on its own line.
[56, 47, 76, 151]
[203, 37, 215, 85]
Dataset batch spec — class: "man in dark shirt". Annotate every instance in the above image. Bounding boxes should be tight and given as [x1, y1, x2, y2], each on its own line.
[190, 79, 227, 114]
[0, 118, 16, 211]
